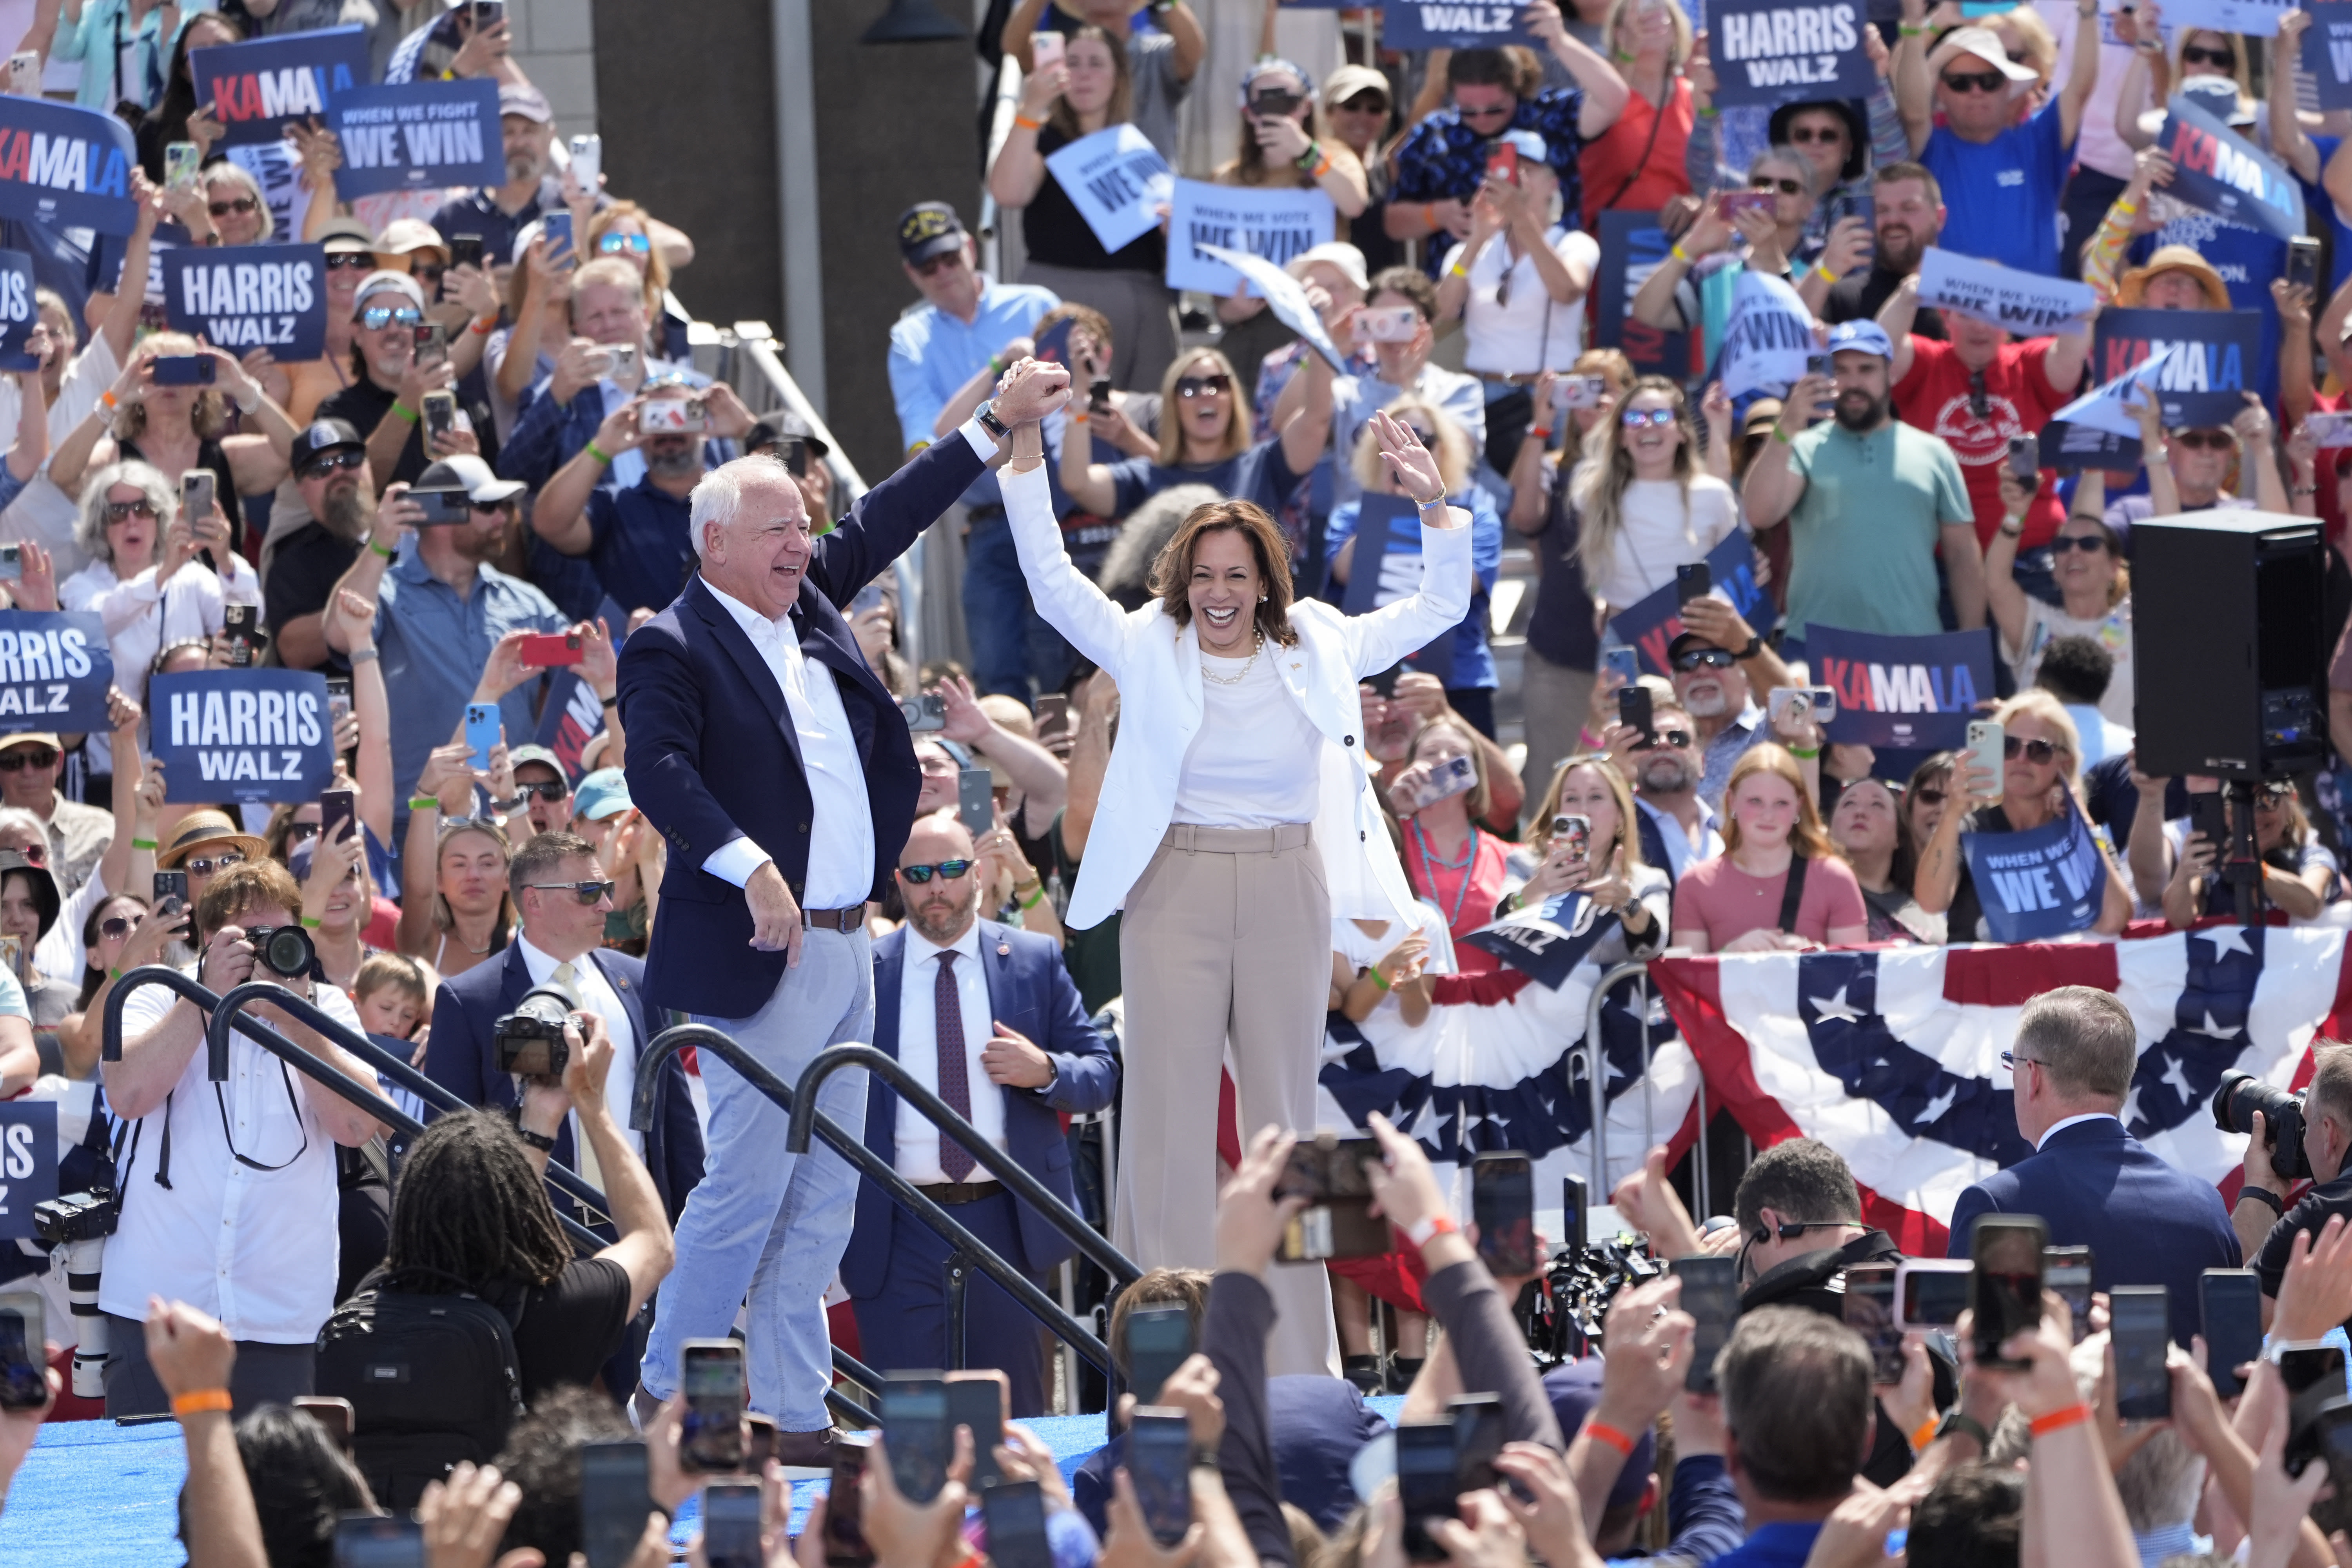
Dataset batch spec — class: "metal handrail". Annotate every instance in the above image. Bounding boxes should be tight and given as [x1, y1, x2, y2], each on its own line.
[786, 1045, 1138, 1288]
[1577, 962, 1655, 1201]
[629, 1025, 1118, 1374]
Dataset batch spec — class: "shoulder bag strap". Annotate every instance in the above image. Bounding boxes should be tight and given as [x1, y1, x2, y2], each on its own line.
[1776, 851, 1811, 936]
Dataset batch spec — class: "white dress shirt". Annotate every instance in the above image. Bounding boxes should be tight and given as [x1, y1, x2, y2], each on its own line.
[517, 934, 642, 1158]
[893, 921, 1007, 1183]
[101, 972, 370, 1343]
[2036, 1111, 2119, 1151]
[697, 582, 877, 911]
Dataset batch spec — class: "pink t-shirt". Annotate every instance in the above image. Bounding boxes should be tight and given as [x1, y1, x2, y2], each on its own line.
[1672, 851, 1869, 950]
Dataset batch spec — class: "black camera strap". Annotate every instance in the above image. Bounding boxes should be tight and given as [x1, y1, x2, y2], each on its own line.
[212, 1055, 312, 1174]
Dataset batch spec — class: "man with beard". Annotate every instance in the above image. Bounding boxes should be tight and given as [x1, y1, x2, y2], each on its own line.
[1649, 593, 1791, 812]
[264, 420, 375, 671]
[1623, 701, 1723, 883]
[319, 272, 465, 492]
[840, 811, 1115, 1416]
[1822, 164, 1947, 340]
[532, 379, 762, 615]
[1742, 320, 1982, 658]
[321, 462, 573, 825]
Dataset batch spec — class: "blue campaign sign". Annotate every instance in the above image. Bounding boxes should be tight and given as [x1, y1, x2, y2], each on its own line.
[0, 249, 34, 372]
[151, 669, 333, 804]
[1340, 493, 1455, 686]
[1705, 0, 1873, 109]
[0, 611, 113, 731]
[2156, 94, 2305, 241]
[1604, 531, 1772, 677]
[1962, 804, 2105, 944]
[1461, 890, 1624, 988]
[1808, 625, 1994, 751]
[0, 1102, 56, 1240]
[329, 80, 504, 200]
[2091, 307, 2260, 430]
[192, 25, 367, 149]
[0, 95, 137, 234]
[162, 244, 327, 360]
[1594, 209, 1691, 381]
[2303, 2, 2352, 110]
[1383, 1, 1541, 47]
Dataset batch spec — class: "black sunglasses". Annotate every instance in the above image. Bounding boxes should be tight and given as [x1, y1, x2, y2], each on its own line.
[99, 913, 143, 940]
[2051, 533, 2109, 554]
[1176, 375, 1233, 399]
[104, 499, 158, 522]
[1750, 175, 1804, 196]
[208, 197, 258, 217]
[524, 879, 614, 905]
[2004, 736, 2059, 764]
[898, 859, 972, 884]
[2181, 44, 2235, 65]
[299, 450, 366, 479]
[1941, 70, 2006, 93]
[517, 780, 571, 802]
[1787, 124, 1845, 145]
[324, 252, 375, 271]
[1672, 648, 1737, 672]
[0, 748, 57, 771]
[1642, 728, 1695, 750]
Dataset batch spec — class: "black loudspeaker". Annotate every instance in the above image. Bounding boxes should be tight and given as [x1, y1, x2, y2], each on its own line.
[2132, 511, 2327, 780]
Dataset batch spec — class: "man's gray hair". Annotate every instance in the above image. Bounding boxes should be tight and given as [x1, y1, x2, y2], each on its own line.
[687, 456, 803, 561]
[75, 460, 178, 566]
[2015, 985, 2137, 1103]
[0, 808, 47, 844]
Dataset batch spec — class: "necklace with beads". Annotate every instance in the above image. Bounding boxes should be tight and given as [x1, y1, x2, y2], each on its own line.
[1200, 625, 1264, 685]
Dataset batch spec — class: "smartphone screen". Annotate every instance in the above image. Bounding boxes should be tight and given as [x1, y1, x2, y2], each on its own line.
[319, 788, 356, 855]
[881, 1376, 951, 1505]
[2110, 1287, 2171, 1421]
[1675, 563, 1710, 605]
[702, 1480, 764, 1568]
[1394, 1421, 1457, 1563]
[1617, 684, 1654, 746]
[463, 702, 500, 771]
[982, 1481, 1053, 1568]
[1673, 1256, 1739, 1394]
[2201, 1270, 2263, 1400]
[1562, 1174, 1588, 1256]
[2283, 1345, 2350, 1475]
[2316, 1404, 2352, 1534]
[1129, 1409, 1194, 1547]
[1471, 1152, 1535, 1277]
[2044, 1245, 2092, 1345]
[2189, 791, 2228, 851]
[1125, 1303, 1194, 1406]
[1449, 1393, 1504, 1493]
[1970, 1216, 2045, 1371]
[578, 1438, 653, 1568]
[0, 1292, 42, 1411]
[679, 1340, 746, 1474]
[1896, 1263, 1971, 1330]
[1842, 1263, 1903, 1384]
[223, 602, 257, 667]
[824, 1435, 875, 1567]
[946, 1375, 1005, 1491]
[334, 1516, 425, 1568]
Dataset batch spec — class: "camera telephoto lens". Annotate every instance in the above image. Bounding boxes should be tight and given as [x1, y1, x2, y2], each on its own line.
[2212, 1069, 2310, 1180]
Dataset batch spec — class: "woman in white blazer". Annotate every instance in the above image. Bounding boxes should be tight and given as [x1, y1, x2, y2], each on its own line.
[999, 396, 1470, 1376]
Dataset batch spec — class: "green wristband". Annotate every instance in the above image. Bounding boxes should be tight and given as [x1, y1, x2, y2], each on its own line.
[408, 796, 439, 813]
[586, 439, 612, 465]
[1368, 965, 1392, 992]
[368, 537, 395, 559]
[1789, 746, 1822, 758]
[131, 837, 156, 850]
[390, 400, 419, 425]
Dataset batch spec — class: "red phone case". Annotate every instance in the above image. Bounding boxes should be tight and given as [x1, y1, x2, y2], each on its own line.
[519, 633, 583, 667]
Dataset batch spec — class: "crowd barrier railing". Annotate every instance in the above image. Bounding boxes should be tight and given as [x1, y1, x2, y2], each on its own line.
[631, 1028, 1129, 1377]
[1571, 960, 1712, 1214]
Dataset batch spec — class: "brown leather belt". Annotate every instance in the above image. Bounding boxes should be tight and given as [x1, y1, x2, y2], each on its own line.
[916, 1180, 1004, 1205]
[802, 906, 865, 932]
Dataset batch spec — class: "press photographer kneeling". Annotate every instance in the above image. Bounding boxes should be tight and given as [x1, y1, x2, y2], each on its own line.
[98, 861, 384, 1416]
[2229, 1048, 2352, 1327]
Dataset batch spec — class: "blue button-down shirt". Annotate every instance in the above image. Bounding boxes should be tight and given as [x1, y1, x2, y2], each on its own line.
[887, 275, 1058, 510]
[374, 545, 567, 817]
[585, 479, 696, 615]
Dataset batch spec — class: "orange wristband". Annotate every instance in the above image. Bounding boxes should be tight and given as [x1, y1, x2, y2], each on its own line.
[172, 1389, 233, 1416]
[1583, 1419, 1638, 1457]
[1909, 1417, 1938, 1454]
[2028, 1402, 2091, 1438]
[1013, 113, 1046, 131]
[1404, 1214, 1459, 1248]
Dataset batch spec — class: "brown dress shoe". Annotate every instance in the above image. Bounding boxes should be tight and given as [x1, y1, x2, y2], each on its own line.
[772, 1425, 845, 1468]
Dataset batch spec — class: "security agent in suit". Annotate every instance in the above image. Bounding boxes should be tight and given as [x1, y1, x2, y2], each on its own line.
[2239, 1044, 2352, 1329]
[842, 814, 1116, 1416]
[619, 361, 1067, 1456]
[1946, 985, 2239, 1345]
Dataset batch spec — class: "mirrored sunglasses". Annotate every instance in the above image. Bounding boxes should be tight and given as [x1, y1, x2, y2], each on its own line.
[360, 305, 423, 330]
[898, 859, 973, 884]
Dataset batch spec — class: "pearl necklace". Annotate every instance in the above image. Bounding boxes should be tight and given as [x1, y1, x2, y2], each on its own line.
[1200, 625, 1264, 686]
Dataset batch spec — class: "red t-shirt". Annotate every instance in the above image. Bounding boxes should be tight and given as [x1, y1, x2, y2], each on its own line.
[1579, 80, 1695, 229]
[1892, 337, 2071, 549]
[1670, 851, 1869, 950]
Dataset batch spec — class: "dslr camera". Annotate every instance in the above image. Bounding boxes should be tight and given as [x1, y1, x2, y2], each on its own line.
[495, 985, 575, 1078]
[2214, 1069, 2310, 1180]
[32, 1183, 118, 1246]
[243, 924, 319, 981]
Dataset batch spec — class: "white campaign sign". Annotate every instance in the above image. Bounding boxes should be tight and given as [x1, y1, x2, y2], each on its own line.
[1043, 124, 1172, 253]
[1915, 247, 2096, 334]
[1719, 267, 1815, 399]
[2157, 0, 2290, 35]
[2051, 343, 2176, 438]
[1198, 243, 1348, 373]
[1164, 179, 1336, 296]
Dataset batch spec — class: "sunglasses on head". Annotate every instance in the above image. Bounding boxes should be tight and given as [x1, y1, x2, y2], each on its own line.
[1751, 175, 1804, 195]
[2004, 736, 2059, 763]
[525, 878, 614, 905]
[898, 859, 972, 884]
[182, 850, 245, 876]
[517, 780, 571, 802]
[360, 305, 423, 330]
[1176, 374, 1233, 398]
[2181, 44, 2235, 65]
[0, 748, 56, 772]
[325, 252, 374, 272]
[1621, 407, 1676, 429]
[207, 197, 258, 217]
[2051, 532, 2109, 554]
[99, 912, 143, 940]
[1941, 70, 2006, 93]
[1672, 647, 1736, 671]
[104, 498, 157, 522]
[2174, 428, 2236, 449]
[299, 450, 366, 479]
[598, 232, 652, 255]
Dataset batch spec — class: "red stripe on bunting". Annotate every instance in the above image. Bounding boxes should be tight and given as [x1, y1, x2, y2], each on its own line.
[1942, 943, 2117, 1005]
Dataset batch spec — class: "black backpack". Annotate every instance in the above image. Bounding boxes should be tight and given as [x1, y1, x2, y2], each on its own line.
[314, 1267, 527, 1508]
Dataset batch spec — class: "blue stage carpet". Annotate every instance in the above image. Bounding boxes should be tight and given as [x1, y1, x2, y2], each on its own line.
[1, 1399, 1408, 1563]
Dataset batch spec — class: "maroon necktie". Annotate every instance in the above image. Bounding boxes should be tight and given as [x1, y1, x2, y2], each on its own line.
[934, 950, 976, 1180]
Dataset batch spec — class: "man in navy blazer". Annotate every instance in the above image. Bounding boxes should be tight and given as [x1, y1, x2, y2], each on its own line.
[1946, 986, 2238, 1343]
[620, 361, 1065, 1454]
[843, 814, 1116, 1416]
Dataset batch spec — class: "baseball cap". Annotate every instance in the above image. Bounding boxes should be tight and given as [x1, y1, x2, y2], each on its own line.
[1495, 128, 1548, 164]
[1321, 63, 1390, 109]
[1543, 1359, 1656, 1511]
[1666, 629, 1726, 664]
[421, 455, 526, 507]
[1927, 26, 2040, 82]
[746, 410, 830, 459]
[571, 768, 632, 822]
[1288, 241, 1369, 293]
[1825, 319, 1894, 361]
[290, 418, 366, 470]
[508, 744, 570, 788]
[316, 216, 376, 256]
[498, 82, 554, 124]
[897, 202, 967, 267]
[354, 270, 426, 315]
[0, 733, 60, 754]
[372, 217, 447, 263]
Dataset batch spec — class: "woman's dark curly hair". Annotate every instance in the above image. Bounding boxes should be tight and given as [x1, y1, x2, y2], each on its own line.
[386, 1107, 571, 1290]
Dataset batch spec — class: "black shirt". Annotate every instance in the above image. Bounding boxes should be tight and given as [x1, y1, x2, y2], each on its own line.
[515, 1257, 633, 1401]
[1824, 263, 1946, 341]
[2256, 1172, 2352, 1302]
[1525, 464, 1600, 671]
[264, 519, 360, 663]
[318, 376, 431, 488]
[1023, 126, 1167, 274]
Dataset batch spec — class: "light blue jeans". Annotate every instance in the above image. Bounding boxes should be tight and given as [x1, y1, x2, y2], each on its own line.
[640, 926, 872, 1428]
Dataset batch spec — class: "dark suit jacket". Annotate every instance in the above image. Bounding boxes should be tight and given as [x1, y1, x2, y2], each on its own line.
[1945, 1116, 2240, 1343]
[421, 943, 706, 1225]
[839, 919, 1116, 1297]
[617, 435, 985, 1018]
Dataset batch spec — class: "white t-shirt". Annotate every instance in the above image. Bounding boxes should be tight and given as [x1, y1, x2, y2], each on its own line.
[62, 552, 260, 708]
[1172, 642, 1323, 828]
[2000, 595, 2133, 729]
[1448, 225, 1602, 379]
[1590, 475, 1744, 612]
[1332, 904, 1458, 1019]
[0, 333, 125, 579]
